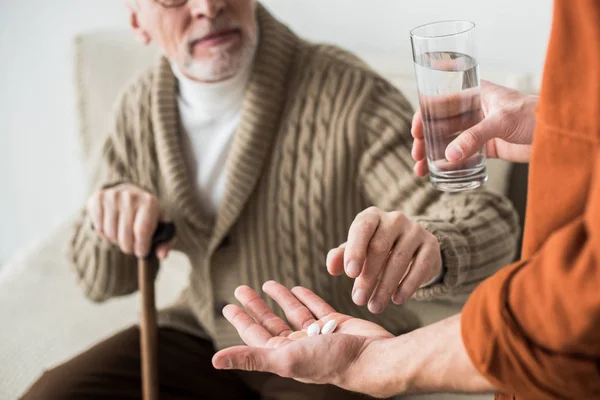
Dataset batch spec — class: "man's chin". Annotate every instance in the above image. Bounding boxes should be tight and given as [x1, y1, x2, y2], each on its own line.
[183, 61, 241, 83]
[183, 51, 249, 81]
[180, 41, 255, 83]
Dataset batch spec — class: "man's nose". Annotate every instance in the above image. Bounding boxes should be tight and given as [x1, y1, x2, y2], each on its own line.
[187, 0, 226, 19]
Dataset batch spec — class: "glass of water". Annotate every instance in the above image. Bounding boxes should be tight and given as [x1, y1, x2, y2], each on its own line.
[410, 21, 487, 192]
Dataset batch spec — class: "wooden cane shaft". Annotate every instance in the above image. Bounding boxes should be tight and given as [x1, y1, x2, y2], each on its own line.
[139, 258, 159, 400]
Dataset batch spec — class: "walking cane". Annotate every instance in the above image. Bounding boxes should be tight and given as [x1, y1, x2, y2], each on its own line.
[139, 222, 176, 400]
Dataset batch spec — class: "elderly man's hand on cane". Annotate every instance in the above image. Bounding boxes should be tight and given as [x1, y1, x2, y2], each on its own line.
[86, 183, 175, 259]
[87, 183, 175, 400]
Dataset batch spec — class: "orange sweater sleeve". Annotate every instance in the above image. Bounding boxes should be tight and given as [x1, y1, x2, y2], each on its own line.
[461, 152, 600, 398]
[460, 0, 600, 398]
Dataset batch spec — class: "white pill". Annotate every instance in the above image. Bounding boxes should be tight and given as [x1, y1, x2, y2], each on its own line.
[307, 322, 321, 336]
[321, 319, 338, 335]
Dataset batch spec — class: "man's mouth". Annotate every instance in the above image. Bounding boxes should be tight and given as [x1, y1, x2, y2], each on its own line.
[190, 28, 241, 48]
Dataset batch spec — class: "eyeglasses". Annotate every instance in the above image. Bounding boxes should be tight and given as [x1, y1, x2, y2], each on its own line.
[154, 0, 188, 8]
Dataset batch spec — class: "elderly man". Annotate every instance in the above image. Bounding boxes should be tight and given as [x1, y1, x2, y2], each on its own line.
[23, 0, 518, 399]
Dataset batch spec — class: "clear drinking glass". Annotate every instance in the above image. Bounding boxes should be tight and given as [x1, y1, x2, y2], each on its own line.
[410, 21, 487, 192]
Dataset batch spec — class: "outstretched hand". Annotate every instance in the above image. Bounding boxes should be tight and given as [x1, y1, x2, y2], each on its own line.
[212, 281, 395, 397]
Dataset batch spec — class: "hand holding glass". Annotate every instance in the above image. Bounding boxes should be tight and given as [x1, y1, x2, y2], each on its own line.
[410, 21, 487, 192]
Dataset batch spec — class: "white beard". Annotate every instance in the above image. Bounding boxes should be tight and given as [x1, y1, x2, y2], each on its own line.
[182, 40, 256, 82]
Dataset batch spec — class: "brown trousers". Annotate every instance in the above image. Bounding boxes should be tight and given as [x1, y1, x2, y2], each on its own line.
[22, 326, 369, 400]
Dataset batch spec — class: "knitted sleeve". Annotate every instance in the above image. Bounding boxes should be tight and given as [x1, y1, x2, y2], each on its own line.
[68, 86, 159, 302]
[357, 79, 520, 301]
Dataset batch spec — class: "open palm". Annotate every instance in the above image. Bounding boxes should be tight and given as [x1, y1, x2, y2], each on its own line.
[221, 281, 392, 343]
[212, 281, 393, 392]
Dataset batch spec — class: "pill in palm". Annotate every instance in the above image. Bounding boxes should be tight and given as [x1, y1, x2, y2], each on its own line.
[321, 319, 338, 335]
[307, 322, 321, 336]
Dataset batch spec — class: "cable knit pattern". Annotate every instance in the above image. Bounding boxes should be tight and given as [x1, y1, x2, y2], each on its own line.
[68, 4, 519, 349]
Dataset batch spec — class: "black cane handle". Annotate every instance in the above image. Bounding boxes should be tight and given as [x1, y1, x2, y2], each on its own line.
[146, 222, 176, 259]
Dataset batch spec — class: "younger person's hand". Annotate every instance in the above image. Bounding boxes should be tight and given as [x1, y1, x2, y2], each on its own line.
[412, 80, 538, 176]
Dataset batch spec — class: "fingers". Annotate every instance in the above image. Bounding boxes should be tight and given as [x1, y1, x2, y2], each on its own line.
[341, 208, 442, 313]
[412, 101, 483, 174]
[351, 212, 405, 306]
[86, 184, 164, 258]
[103, 190, 119, 243]
[446, 114, 500, 162]
[213, 346, 274, 373]
[234, 286, 293, 337]
[411, 110, 424, 139]
[344, 207, 380, 279]
[290, 286, 336, 319]
[155, 241, 173, 260]
[411, 138, 427, 162]
[417, 86, 484, 164]
[419, 86, 481, 120]
[413, 160, 430, 177]
[326, 243, 346, 276]
[87, 191, 104, 235]
[133, 198, 160, 258]
[262, 281, 317, 330]
[411, 113, 430, 177]
[222, 304, 273, 347]
[423, 108, 483, 139]
[367, 227, 423, 314]
[117, 194, 135, 254]
[411, 112, 429, 177]
[393, 243, 442, 305]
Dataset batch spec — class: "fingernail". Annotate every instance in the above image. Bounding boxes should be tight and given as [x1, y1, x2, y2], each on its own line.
[392, 293, 406, 305]
[353, 289, 368, 306]
[446, 143, 464, 162]
[368, 301, 383, 314]
[216, 358, 232, 369]
[346, 260, 361, 277]
[326, 249, 335, 267]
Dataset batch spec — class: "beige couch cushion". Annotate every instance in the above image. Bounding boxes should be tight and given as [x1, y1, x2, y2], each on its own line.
[75, 30, 159, 189]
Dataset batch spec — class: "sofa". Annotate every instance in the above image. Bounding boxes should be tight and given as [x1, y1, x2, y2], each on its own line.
[0, 30, 537, 399]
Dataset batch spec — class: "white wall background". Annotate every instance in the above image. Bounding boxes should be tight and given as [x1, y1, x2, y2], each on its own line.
[0, 0, 552, 265]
